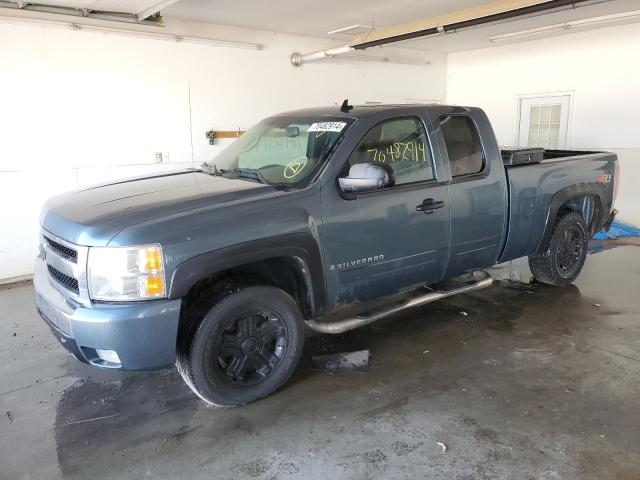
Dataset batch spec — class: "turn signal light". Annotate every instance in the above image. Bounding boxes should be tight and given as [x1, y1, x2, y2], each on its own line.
[145, 275, 165, 296]
[145, 247, 163, 273]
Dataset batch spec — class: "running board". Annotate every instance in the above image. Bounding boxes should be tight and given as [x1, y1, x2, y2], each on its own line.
[305, 271, 493, 334]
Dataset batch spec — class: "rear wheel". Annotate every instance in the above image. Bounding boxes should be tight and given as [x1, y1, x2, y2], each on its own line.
[177, 286, 304, 406]
[528, 212, 589, 287]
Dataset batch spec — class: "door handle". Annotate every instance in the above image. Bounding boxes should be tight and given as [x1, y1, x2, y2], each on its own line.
[416, 198, 445, 214]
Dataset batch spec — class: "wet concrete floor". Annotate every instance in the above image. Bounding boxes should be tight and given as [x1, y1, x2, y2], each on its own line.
[1, 243, 639, 479]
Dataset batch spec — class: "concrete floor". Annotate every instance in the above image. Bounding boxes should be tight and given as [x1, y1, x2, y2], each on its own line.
[2, 242, 640, 480]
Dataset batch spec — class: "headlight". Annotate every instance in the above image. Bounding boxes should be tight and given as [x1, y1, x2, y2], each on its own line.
[88, 244, 166, 301]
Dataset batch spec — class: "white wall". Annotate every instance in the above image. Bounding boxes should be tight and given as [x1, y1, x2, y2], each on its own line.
[447, 22, 640, 226]
[0, 18, 446, 281]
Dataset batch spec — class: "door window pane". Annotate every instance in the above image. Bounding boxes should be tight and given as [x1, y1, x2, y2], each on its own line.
[527, 103, 562, 149]
[440, 116, 485, 177]
[540, 105, 551, 123]
[531, 106, 541, 125]
[539, 125, 550, 146]
[344, 117, 435, 186]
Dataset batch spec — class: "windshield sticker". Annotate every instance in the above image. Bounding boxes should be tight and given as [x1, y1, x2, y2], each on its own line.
[284, 156, 309, 179]
[308, 122, 347, 133]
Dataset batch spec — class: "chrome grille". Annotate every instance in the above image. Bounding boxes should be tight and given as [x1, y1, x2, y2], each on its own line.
[47, 265, 80, 294]
[41, 230, 90, 304]
[44, 235, 77, 262]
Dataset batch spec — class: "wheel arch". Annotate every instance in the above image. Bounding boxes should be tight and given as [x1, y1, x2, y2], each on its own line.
[168, 233, 325, 318]
[536, 183, 605, 254]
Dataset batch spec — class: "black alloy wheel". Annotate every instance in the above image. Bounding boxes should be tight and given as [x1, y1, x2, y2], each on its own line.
[529, 212, 589, 287]
[554, 224, 586, 279]
[214, 309, 288, 386]
[176, 286, 304, 406]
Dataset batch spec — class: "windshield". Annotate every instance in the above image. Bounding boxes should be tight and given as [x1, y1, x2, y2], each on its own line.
[209, 116, 352, 188]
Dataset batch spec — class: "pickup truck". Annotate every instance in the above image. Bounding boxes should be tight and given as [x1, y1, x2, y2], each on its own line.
[35, 103, 619, 406]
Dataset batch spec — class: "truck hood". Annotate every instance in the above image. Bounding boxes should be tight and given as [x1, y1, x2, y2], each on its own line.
[41, 170, 276, 245]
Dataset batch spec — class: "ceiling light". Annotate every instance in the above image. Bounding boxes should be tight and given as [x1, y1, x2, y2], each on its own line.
[489, 23, 570, 42]
[340, 53, 431, 66]
[327, 24, 375, 36]
[0, 15, 263, 50]
[489, 9, 640, 42]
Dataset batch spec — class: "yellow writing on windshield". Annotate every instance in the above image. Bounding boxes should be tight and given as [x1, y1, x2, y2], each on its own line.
[284, 156, 309, 179]
[367, 141, 427, 163]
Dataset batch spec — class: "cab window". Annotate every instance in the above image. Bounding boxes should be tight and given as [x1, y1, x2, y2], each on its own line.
[439, 115, 485, 177]
[344, 117, 435, 186]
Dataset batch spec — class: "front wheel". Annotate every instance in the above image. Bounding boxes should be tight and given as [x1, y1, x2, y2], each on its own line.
[177, 286, 304, 406]
[528, 212, 589, 287]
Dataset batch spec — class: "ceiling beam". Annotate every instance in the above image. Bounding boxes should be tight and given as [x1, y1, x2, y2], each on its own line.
[137, 0, 181, 21]
[350, 0, 600, 49]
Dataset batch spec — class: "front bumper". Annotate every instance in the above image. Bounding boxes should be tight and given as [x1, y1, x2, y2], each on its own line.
[34, 256, 181, 370]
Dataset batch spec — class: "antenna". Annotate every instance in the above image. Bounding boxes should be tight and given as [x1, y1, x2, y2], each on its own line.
[340, 99, 353, 113]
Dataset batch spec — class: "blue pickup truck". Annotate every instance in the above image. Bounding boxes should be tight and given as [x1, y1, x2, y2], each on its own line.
[35, 103, 618, 406]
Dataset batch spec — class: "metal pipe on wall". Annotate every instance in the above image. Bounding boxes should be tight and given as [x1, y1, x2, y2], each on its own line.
[290, 45, 431, 67]
[290, 46, 354, 66]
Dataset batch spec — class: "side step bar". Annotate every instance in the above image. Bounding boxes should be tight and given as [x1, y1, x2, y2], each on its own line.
[305, 271, 493, 334]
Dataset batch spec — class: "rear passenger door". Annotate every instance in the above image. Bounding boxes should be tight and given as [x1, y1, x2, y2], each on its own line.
[432, 111, 508, 277]
[322, 113, 451, 305]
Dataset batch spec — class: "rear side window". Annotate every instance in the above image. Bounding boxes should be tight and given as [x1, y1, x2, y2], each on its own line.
[440, 116, 485, 177]
[345, 117, 435, 186]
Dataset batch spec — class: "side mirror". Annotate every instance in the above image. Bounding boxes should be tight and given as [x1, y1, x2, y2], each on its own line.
[338, 163, 393, 193]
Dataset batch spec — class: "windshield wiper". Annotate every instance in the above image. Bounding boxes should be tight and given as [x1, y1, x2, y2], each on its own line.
[202, 165, 284, 188]
[220, 168, 267, 184]
[200, 162, 222, 176]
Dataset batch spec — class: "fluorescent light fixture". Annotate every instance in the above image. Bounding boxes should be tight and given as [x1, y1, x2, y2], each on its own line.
[490, 9, 640, 43]
[327, 24, 375, 36]
[0, 14, 263, 50]
[490, 23, 571, 42]
[340, 53, 431, 66]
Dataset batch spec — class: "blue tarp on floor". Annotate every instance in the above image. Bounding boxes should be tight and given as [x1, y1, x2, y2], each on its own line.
[593, 221, 640, 240]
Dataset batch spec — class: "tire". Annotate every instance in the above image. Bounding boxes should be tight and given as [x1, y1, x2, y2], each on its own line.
[176, 286, 304, 406]
[528, 212, 589, 287]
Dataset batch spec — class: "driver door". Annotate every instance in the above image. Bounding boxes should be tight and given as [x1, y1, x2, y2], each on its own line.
[321, 114, 451, 305]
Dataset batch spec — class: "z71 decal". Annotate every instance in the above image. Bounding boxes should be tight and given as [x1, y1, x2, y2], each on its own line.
[598, 173, 612, 184]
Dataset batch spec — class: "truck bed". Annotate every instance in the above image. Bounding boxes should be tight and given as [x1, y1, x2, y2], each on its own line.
[539, 149, 603, 160]
[501, 147, 604, 165]
[499, 149, 617, 263]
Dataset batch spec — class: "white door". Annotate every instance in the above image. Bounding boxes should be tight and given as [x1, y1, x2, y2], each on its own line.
[518, 95, 571, 149]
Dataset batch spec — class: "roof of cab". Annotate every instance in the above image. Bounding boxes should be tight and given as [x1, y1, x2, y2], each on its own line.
[271, 103, 443, 120]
